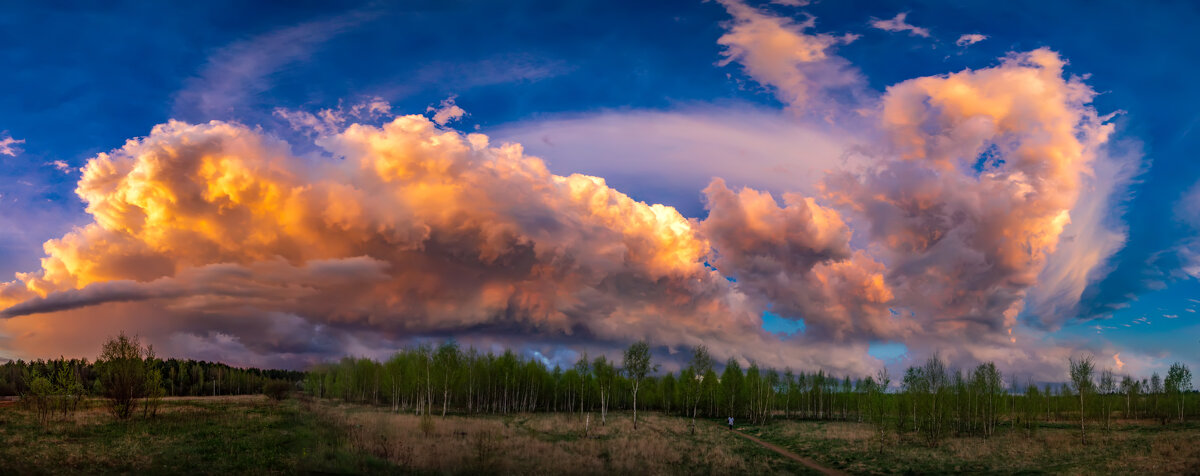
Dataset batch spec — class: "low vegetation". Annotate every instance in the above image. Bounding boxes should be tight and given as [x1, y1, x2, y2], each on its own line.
[739, 418, 1200, 474]
[321, 402, 809, 474]
[0, 396, 390, 474]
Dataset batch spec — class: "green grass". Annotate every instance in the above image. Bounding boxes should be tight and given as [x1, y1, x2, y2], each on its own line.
[0, 396, 396, 474]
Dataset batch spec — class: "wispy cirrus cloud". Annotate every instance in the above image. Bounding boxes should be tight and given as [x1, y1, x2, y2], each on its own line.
[173, 7, 380, 121]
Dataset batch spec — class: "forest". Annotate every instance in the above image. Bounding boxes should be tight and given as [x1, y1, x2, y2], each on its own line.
[0, 350, 303, 399]
[305, 341, 1196, 445]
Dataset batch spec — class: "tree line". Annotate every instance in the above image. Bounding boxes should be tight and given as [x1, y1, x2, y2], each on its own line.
[2, 333, 304, 422]
[306, 341, 1196, 445]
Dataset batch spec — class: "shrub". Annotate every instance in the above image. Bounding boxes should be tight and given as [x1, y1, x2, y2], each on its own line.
[264, 380, 292, 401]
[419, 414, 435, 436]
[25, 375, 54, 424]
[97, 333, 162, 420]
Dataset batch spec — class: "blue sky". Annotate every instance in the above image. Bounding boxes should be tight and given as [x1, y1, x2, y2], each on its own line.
[0, 0, 1197, 377]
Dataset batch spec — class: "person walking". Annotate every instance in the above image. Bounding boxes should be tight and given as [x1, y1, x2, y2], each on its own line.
[727, 416, 734, 430]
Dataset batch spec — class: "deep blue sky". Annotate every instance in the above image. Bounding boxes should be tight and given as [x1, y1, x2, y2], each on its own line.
[1, 0, 1198, 370]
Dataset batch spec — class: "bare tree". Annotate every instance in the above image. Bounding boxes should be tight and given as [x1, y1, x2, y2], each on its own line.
[623, 340, 656, 430]
[1069, 355, 1094, 444]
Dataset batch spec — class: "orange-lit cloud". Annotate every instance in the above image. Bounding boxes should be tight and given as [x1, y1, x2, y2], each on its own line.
[715, 0, 861, 113]
[0, 115, 883, 374]
[700, 179, 900, 341]
[824, 48, 1115, 340]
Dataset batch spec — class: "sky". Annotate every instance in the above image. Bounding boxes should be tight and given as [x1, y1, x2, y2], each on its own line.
[1, 0, 1198, 383]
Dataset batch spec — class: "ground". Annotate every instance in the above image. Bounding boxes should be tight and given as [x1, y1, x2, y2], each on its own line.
[737, 418, 1200, 475]
[0, 396, 810, 475]
[2, 397, 1197, 474]
[0, 396, 390, 474]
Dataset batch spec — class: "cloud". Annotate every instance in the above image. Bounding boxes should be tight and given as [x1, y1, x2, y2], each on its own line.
[1164, 314, 1179, 319]
[1170, 180, 1200, 281]
[715, 0, 863, 113]
[816, 48, 1121, 369]
[956, 34, 988, 47]
[700, 178, 901, 341]
[490, 106, 861, 216]
[870, 13, 930, 38]
[275, 97, 393, 136]
[0, 116, 885, 375]
[0, 135, 24, 156]
[1025, 138, 1140, 328]
[173, 8, 378, 121]
[427, 96, 466, 126]
[770, 0, 810, 6]
[0, 4, 1154, 380]
[46, 160, 72, 174]
[1114, 352, 1124, 370]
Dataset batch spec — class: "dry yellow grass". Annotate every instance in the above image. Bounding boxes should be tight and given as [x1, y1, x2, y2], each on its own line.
[313, 401, 802, 474]
[750, 418, 1200, 475]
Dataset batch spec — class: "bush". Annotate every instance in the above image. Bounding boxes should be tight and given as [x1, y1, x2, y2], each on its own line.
[264, 380, 292, 401]
[25, 376, 54, 424]
[97, 333, 162, 420]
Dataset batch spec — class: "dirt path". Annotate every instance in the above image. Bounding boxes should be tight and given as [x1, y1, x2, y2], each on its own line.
[727, 426, 846, 476]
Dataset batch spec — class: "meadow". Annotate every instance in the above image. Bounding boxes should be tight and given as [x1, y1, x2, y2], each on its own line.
[3, 394, 1198, 474]
[0, 395, 812, 475]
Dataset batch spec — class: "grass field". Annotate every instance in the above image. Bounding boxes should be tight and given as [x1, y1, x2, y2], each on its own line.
[0, 396, 811, 475]
[737, 418, 1200, 475]
[2, 396, 1198, 474]
[0, 396, 392, 474]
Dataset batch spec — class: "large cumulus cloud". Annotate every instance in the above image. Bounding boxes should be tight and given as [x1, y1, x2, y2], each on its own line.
[0, 116, 879, 374]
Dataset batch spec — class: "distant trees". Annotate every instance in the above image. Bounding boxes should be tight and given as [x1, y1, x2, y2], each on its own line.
[297, 339, 1197, 443]
[1, 357, 302, 401]
[21, 358, 86, 424]
[720, 358, 743, 421]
